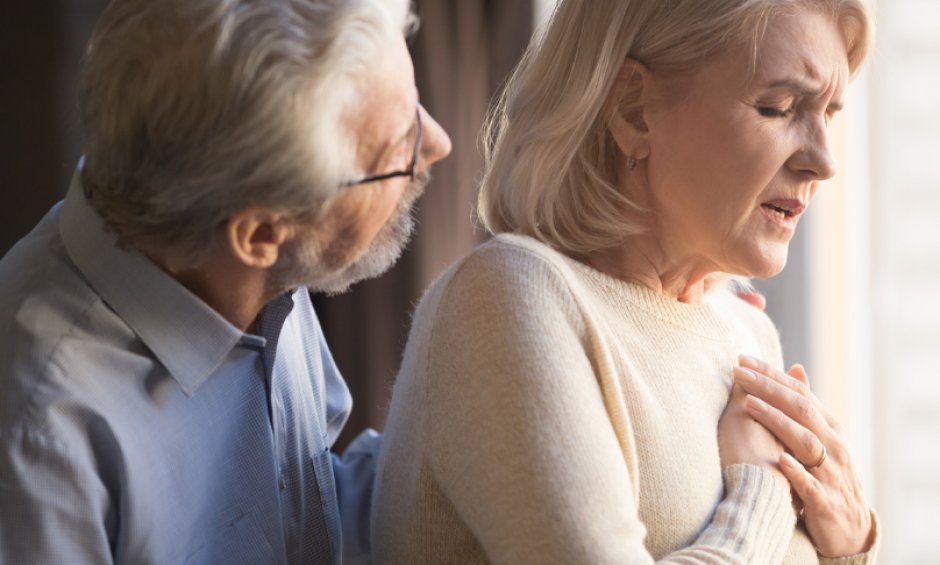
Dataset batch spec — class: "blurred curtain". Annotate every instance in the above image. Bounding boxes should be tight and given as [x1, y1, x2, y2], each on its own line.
[0, 1, 108, 255]
[314, 0, 535, 450]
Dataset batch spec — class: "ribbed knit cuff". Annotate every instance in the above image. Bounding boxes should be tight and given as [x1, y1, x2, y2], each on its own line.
[818, 510, 880, 565]
[696, 464, 796, 564]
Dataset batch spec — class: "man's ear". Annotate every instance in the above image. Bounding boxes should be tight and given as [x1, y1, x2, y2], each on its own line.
[225, 208, 294, 269]
[605, 58, 653, 161]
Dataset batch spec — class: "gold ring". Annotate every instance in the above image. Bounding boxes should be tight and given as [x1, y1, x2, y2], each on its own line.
[810, 445, 828, 469]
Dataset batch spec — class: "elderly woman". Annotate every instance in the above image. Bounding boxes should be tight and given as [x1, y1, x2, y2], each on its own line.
[373, 0, 877, 562]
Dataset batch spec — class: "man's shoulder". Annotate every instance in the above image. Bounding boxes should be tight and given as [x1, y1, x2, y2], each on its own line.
[0, 214, 137, 431]
[1, 201, 94, 318]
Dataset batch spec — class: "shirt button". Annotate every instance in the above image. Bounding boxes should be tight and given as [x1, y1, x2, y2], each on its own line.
[279, 474, 287, 490]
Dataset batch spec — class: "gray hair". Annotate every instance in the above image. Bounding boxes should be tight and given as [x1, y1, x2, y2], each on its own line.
[79, 0, 413, 267]
[478, 0, 872, 255]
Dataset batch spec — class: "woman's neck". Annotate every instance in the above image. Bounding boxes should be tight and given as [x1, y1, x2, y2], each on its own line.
[577, 235, 718, 304]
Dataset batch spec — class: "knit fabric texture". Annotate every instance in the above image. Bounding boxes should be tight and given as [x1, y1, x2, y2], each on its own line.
[373, 233, 876, 564]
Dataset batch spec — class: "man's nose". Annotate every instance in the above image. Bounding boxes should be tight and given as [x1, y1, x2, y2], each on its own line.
[414, 104, 452, 175]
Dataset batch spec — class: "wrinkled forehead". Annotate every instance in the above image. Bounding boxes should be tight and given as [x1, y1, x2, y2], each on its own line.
[750, 10, 850, 93]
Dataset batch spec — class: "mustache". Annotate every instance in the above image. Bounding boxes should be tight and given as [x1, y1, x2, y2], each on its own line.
[401, 169, 432, 209]
[385, 168, 431, 241]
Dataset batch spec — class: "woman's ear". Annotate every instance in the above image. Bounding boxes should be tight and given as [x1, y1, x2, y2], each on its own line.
[605, 58, 652, 161]
[225, 208, 294, 269]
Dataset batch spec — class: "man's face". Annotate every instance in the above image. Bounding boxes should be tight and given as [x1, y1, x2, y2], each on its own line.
[275, 35, 452, 294]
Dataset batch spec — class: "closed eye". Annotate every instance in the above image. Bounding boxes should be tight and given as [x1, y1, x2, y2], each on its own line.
[757, 106, 794, 118]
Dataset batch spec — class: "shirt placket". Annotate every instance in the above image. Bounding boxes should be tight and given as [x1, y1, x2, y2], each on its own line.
[257, 296, 302, 561]
[258, 293, 336, 564]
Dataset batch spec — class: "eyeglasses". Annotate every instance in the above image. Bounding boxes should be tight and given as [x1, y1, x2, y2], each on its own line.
[342, 105, 423, 187]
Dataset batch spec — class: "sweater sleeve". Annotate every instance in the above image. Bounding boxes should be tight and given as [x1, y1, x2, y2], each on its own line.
[424, 242, 795, 565]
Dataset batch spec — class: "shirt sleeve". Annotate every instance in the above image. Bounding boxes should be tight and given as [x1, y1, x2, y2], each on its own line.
[333, 429, 382, 565]
[310, 289, 382, 563]
[424, 242, 795, 565]
[0, 427, 114, 564]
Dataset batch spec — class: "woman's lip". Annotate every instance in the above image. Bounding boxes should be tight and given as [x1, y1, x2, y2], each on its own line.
[759, 203, 801, 229]
[762, 198, 806, 216]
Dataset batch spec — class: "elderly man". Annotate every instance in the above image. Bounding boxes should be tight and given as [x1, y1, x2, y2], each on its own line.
[0, 0, 450, 562]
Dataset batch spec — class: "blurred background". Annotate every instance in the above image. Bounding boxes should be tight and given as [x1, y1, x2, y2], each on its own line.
[1, 0, 936, 561]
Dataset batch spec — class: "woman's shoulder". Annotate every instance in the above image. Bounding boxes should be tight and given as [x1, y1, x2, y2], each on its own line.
[410, 233, 583, 331]
[471, 232, 572, 271]
[432, 233, 576, 296]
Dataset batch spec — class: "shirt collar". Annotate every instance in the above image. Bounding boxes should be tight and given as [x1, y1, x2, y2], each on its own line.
[59, 167, 247, 396]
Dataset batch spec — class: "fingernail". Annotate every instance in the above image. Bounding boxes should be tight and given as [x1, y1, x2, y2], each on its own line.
[733, 366, 757, 383]
[780, 452, 798, 468]
[745, 395, 767, 412]
[740, 354, 760, 369]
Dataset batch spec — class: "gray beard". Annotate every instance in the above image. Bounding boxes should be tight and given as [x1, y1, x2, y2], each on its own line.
[270, 171, 429, 296]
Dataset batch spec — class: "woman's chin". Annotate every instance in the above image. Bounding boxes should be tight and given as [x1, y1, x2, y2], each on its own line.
[748, 254, 788, 280]
[725, 247, 789, 280]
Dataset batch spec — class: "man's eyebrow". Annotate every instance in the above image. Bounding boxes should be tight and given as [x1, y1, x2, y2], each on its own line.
[377, 112, 415, 161]
[397, 116, 416, 145]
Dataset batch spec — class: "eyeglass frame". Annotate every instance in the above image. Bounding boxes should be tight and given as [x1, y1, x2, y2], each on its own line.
[341, 105, 423, 187]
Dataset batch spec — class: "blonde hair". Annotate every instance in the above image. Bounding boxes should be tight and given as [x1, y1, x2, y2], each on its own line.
[478, 0, 871, 254]
[80, 0, 413, 267]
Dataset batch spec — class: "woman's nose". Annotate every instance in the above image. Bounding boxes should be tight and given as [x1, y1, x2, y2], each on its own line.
[788, 118, 837, 181]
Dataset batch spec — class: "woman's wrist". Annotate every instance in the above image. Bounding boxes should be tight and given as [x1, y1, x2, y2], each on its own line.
[817, 509, 880, 564]
[694, 464, 795, 564]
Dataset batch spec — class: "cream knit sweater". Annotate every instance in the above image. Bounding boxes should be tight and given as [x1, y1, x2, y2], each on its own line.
[373, 234, 875, 564]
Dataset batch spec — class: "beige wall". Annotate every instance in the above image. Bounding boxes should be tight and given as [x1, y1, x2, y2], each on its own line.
[795, 0, 940, 559]
[866, 0, 940, 560]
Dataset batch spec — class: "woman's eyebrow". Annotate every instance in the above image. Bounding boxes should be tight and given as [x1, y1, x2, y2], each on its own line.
[760, 77, 844, 110]
[762, 77, 822, 95]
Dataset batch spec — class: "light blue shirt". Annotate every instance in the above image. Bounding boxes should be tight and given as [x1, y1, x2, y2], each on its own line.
[0, 173, 379, 564]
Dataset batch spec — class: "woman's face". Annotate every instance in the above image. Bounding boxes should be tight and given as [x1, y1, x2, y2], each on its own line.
[641, 10, 849, 279]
